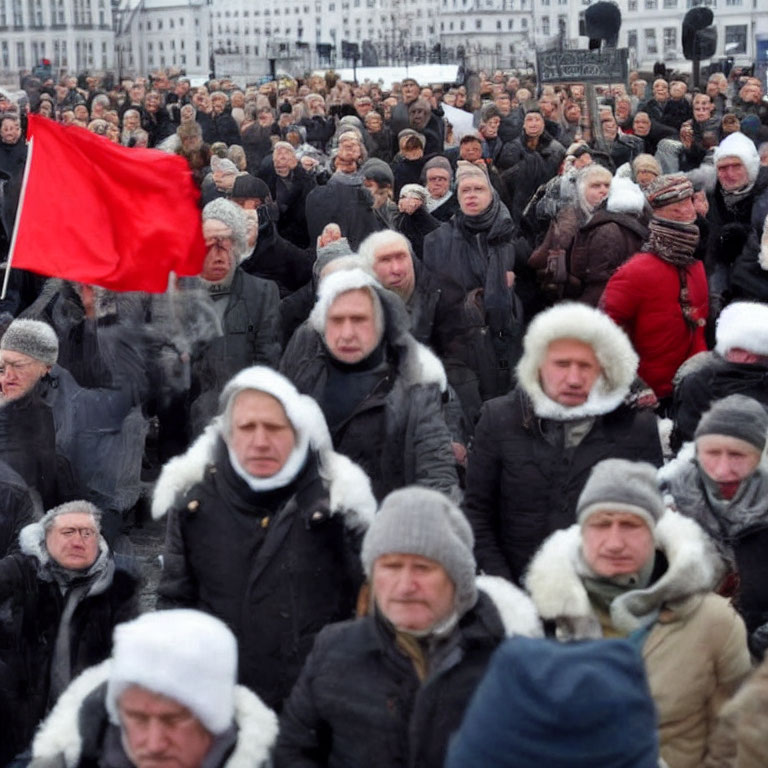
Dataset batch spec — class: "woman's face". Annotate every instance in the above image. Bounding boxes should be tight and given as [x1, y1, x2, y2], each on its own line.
[458, 177, 492, 216]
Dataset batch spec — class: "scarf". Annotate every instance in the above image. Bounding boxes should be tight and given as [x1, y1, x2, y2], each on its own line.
[455, 192, 517, 336]
[722, 181, 756, 211]
[426, 190, 452, 213]
[642, 216, 700, 267]
[330, 169, 365, 186]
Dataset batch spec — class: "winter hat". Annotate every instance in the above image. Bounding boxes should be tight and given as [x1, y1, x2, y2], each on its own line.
[210, 155, 238, 175]
[399, 183, 428, 202]
[313, 237, 355, 280]
[398, 128, 426, 149]
[231, 173, 271, 201]
[576, 459, 665, 531]
[106, 610, 237, 735]
[0, 319, 58, 366]
[361, 486, 478, 619]
[422, 155, 453, 181]
[714, 131, 760, 185]
[444, 637, 659, 768]
[715, 301, 768, 358]
[694, 394, 768, 453]
[455, 159, 491, 188]
[361, 157, 394, 187]
[480, 103, 502, 123]
[645, 173, 693, 209]
[632, 154, 661, 177]
[219, 365, 333, 491]
[309, 267, 383, 338]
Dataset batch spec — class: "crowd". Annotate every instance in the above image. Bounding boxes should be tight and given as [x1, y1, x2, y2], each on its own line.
[0, 61, 767, 767]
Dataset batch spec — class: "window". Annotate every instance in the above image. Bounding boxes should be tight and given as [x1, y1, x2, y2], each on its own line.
[725, 24, 747, 54]
[644, 28, 657, 54]
[725, 0, 742, 4]
[475, 18, 481, 29]
[459, 20, 464, 29]
[627, 29, 638, 49]
[521, 16, 527, 28]
[644, 0, 657, 7]
[663, 27, 676, 54]
[496, 20, 501, 29]
[16, 40, 24, 66]
[663, 0, 677, 6]
[628, 0, 637, 9]
[542, 16, 550, 35]
[170, 18, 174, 27]
[1, 42, 7, 67]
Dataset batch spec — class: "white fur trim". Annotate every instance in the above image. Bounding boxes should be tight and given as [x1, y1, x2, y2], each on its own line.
[516, 303, 638, 420]
[401, 339, 448, 391]
[319, 451, 377, 532]
[476, 574, 543, 638]
[31, 661, 277, 768]
[715, 301, 768, 357]
[657, 441, 696, 485]
[761, 212, 768, 270]
[309, 268, 381, 334]
[714, 132, 760, 185]
[19, 520, 47, 562]
[606, 176, 646, 215]
[657, 417, 674, 460]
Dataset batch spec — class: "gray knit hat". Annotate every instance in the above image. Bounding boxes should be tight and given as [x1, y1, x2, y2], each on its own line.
[577, 459, 664, 531]
[361, 157, 394, 187]
[0, 319, 58, 366]
[361, 486, 478, 618]
[422, 155, 453, 181]
[694, 394, 768, 452]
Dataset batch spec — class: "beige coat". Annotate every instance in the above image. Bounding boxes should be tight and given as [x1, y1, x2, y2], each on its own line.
[526, 510, 752, 768]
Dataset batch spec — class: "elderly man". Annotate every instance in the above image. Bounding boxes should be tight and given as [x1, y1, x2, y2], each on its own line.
[186, 199, 280, 434]
[602, 174, 709, 402]
[26, 610, 277, 768]
[664, 395, 768, 659]
[423, 155, 459, 221]
[464, 303, 662, 585]
[281, 268, 458, 500]
[408, 96, 444, 155]
[0, 500, 138, 763]
[526, 458, 751, 768]
[706, 132, 768, 307]
[155, 366, 376, 711]
[275, 486, 541, 768]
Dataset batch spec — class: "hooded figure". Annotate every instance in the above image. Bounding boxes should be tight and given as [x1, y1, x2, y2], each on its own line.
[0, 500, 138, 764]
[154, 365, 377, 711]
[464, 303, 663, 585]
[280, 268, 458, 501]
[275, 486, 541, 768]
[526, 458, 751, 768]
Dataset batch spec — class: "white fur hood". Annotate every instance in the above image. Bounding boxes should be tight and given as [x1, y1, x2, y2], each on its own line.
[715, 300, 768, 355]
[31, 660, 278, 768]
[476, 574, 543, 638]
[606, 176, 646, 216]
[151, 418, 377, 533]
[524, 509, 720, 635]
[515, 303, 639, 420]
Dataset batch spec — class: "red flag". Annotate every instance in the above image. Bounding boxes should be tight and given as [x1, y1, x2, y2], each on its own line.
[8, 115, 205, 293]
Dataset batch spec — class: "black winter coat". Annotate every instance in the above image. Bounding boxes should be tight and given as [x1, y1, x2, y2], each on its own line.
[241, 224, 314, 298]
[464, 386, 663, 584]
[0, 553, 137, 763]
[258, 163, 317, 249]
[157, 449, 364, 711]
[275, 592, 508, 768]
[0, 461, 34, 558]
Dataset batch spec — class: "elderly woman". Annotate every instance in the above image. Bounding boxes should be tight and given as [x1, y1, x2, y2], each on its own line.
[0, 500, 138, 764]
[392, 183, 440, 261]
[423, 162, 524, 424]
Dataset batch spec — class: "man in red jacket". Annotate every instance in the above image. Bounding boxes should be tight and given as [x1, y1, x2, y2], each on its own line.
[601, 173, 708, 409]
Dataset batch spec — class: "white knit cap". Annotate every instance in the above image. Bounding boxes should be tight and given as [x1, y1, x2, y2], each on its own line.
[713, 132, 760, 185]
[106, 610, 237, 735]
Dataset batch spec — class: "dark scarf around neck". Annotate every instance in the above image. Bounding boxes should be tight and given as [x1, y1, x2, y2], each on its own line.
[643, 215, 700, 267]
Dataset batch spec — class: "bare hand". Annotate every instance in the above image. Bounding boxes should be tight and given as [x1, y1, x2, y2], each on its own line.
[317, 223, 342, 249]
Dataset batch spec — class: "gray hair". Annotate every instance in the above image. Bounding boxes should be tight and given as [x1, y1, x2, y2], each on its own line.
[576, 164, 612, 197]
[92, 94, 110, 109]
[42, 500, 103, 534]
[358, 230, 413, 270]
[202, 198, 248, 260]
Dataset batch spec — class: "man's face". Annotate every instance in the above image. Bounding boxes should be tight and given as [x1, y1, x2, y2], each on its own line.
[614, 100, 630, 122]
[402, 81, 420, 102]
[740, 83, 762, 103]
[426, 168, 450, 199]
[538, 98, 555, 118]
[633, 113, 651, 136]
[324, 288, 380, 364]
[74, 104, 89, 121]
[696, 434, 761, 491]
[670, 81, 686, 99]
[409, 101, 430, 131]
[211, 94, 227, 114]
[494, 93, 511, 116]
[459, 139, 483, 163]
[565, 102, 581, 123]
[481, 116, 500, 139]
[631, 80, 646, 99]
[273, 146, 297, 177]
[130, 85, 145, 103]
[123, 112, 140, 131]
[356, 100, 372, 117]
[458, 176, 492, 216]
[372, 240, 415, 300]
[0, 119, 20, 144]
[145, 93, 160, 113]
[365, 113, 382, 133]
[570, 84, 585, 100]
[257, 109, 274, 127]
[693, 95, 713, 122]
[201, 219, 235, 281]
[717, 157, 750, 192]
[539, 338, 601, 407]
[119, 686, 214, 768]
[228, 390, 296, 478]
[0, 350, 48, 400]
[652, 79, 669, 102]
[336, 137, 362, 171]
[582, 511, 655, 578]
[372, 553, 456, 632]
[655, 197, 696, 224]
[601, 115, 618, 140]
[307, 97, 325, 116]
[523, 112, 545, 138]
[45, 512, 100, 570]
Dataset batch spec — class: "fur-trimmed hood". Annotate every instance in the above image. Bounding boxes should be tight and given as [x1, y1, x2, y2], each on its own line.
[515, 303, 639, 420]
[605, 175, 646, 216]
[715, 300, 768, 356]
[30, 660, 278, 768]
[476, 574, 543, 638]
[714, 131, 760, 185]
[525, 509, 721, 637]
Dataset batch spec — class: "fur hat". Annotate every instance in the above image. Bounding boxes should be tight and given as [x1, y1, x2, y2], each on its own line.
[480, 103, 502, 123]
[577, 459, 665, 530]
[694, 394, 768, 453]
[361, 157, 394, 187]
[714, 131, 760, 185]
[106, 610, 237, 735]
[632, 154, 661, 177]
[715, 301, 768, 358]
[0, 319, 58, 366]
[210, 155, 238, 175]
[309, 267, 382, 336]
[645, 173, 693, 208]
[202, 198, 248, 260]
[361, 486, 478, 619]
[399, 183, 428, 202]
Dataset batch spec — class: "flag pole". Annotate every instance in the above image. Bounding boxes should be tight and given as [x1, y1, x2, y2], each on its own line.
[1, 132, 34, 301]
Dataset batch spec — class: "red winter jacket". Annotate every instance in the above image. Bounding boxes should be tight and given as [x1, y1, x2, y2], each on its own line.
[601, 251, 708, 398]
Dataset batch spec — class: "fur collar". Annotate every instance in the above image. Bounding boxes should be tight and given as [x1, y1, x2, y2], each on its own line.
[525, 510, 719, 635]
[605, 176, 646, 216]
[476, 574, 543, 638]
[715, 300, 768, 356]
[31, 661, 278, 768]
[515, 303, 638, 420]
[151, 421, 376, 532]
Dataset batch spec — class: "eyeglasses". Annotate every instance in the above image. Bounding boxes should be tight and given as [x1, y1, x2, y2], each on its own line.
[57, 527, 98, 540]
[0, 360, 36, 375]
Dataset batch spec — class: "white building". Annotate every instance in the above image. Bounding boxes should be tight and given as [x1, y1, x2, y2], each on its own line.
[0, 0, 115, 81]
[115, 0, 210, 79]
